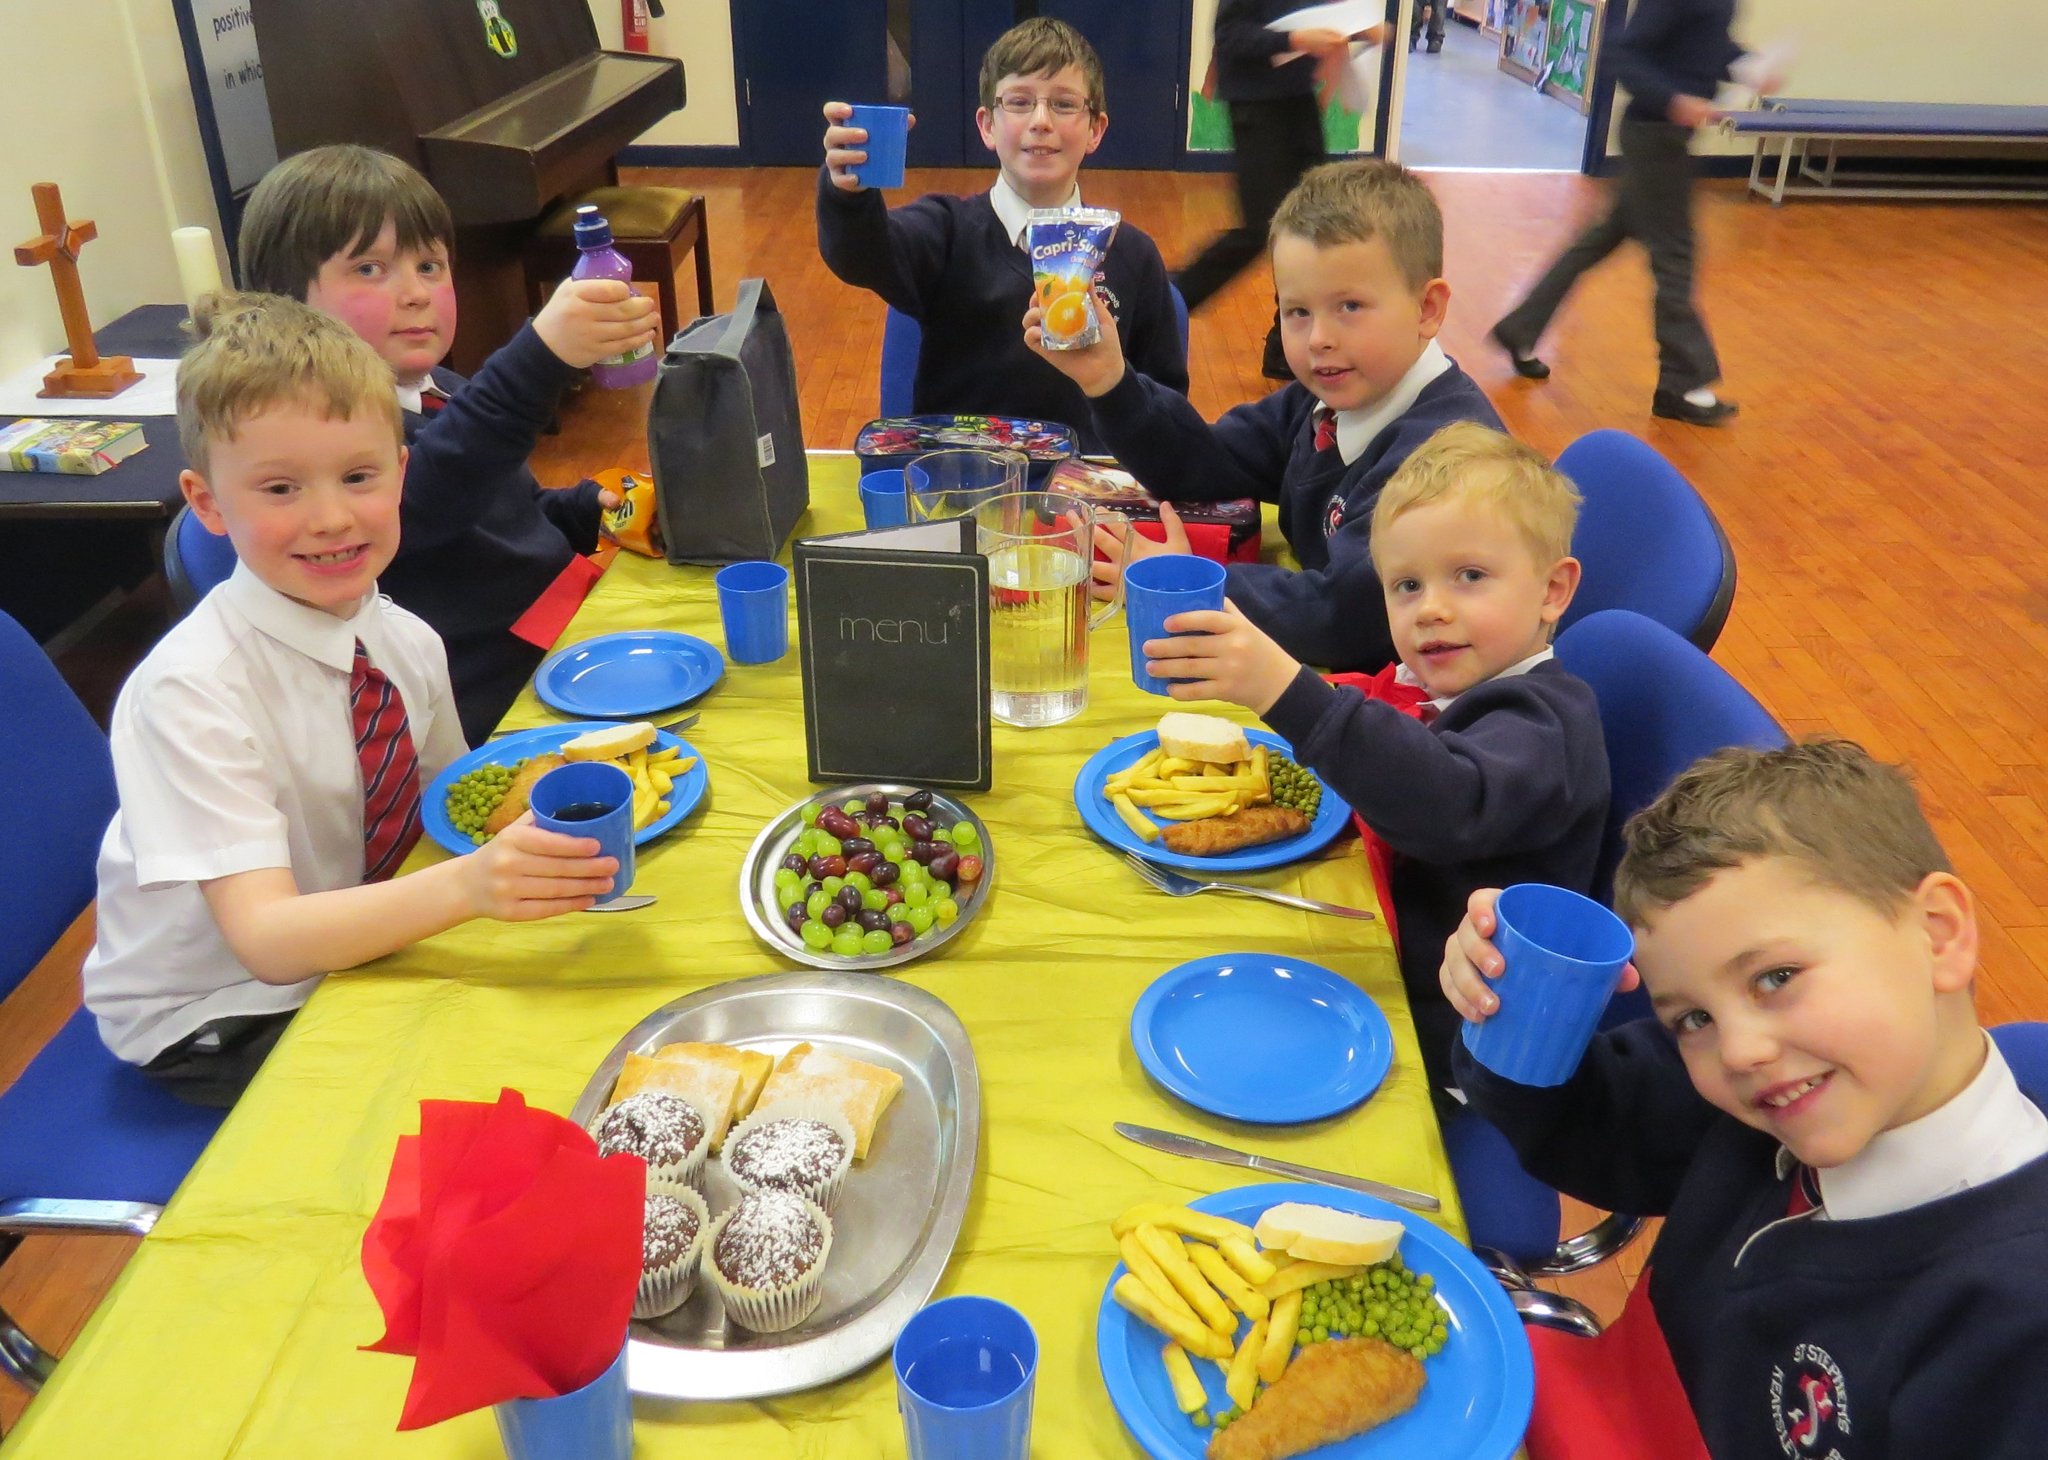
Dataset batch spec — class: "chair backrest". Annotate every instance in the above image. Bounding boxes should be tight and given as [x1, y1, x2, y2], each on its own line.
[1555, 609, 1787, 902]
[1555, 429, 1737, 651]
[0, 611, 117, 1002]
[877, 285, 1191, 419]
[1992, 1023, 2048, 1103]
[164, 501, 238, 615]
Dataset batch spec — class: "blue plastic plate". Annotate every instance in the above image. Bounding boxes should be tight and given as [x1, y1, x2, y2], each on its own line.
[534, 631, 724, 718]
[1132, 954, 1393, 1123]
[1097, 1183, 1533, 1460]
[1074, 729, 1350, 873]
[421, 724, 708, 856]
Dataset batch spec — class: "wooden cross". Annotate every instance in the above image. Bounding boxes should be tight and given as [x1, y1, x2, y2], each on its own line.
[13, 182, 141, 399]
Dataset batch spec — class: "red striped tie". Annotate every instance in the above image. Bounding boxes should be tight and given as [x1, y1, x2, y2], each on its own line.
[1313, 408, 1337, 453]
[351, 640, 423, 882]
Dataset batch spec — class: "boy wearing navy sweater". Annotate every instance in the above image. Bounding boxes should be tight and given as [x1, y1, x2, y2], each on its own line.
[1030, 160, 1503, 672]
[239, 145, 660, 745]
[85, 296, 617, 1104]
[817, 18, 1188, 450]
[1444, 740, 2048, 1459]
[1143, 424, 1608, 1092]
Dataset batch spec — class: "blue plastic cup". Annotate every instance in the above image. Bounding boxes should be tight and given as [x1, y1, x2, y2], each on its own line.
[861, 467, 911, 528]
[894, 1296, 1036, 1460]
[1123, 555, 1228, 696]
[1461, 883, 1636, 1087]
[848, 104, 910, 189]
[715, 560, 791, 664]
[528, 761, 635, 905]
[493, 1344, 632, 1460]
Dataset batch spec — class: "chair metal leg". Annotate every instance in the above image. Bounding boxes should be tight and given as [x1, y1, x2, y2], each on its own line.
[1508, 1284, 1605, 1338]
[1526, 1211, 1646, 1278]
[0, 1300, 56, 1392]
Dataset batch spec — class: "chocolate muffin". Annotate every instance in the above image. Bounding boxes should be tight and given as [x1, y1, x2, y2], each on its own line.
[593, 1092, 707, 1189]
[634, 1181, 709, 1319]
[706, 1189, 834, 1332]
[721, 1110, 853, 1211]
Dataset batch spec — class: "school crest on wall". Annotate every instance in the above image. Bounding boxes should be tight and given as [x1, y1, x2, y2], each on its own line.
[477, 0, 518, 58]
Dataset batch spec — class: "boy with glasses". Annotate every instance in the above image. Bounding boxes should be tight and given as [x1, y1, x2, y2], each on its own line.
[817, 18, 1188, 450]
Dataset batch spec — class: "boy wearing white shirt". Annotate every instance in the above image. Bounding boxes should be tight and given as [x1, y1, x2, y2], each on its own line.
[1030, 160, 1504, 672]
[1443, 740, 2048, 1458]
[1141, 423, 1610, 1093]
[82, 293, 619, 1105]
[815, 18, 1187, 452]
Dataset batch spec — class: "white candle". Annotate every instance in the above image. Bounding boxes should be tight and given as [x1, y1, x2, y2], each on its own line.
[172, 227, 224, 312]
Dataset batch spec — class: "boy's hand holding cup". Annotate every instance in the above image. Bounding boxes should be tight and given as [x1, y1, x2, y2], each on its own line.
[1444, 886, 1641, 1086]
[461, 814, 620, 922]
[822, 101, 914, 191]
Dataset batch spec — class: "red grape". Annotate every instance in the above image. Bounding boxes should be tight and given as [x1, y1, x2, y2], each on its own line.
[956, 854, 984, 884]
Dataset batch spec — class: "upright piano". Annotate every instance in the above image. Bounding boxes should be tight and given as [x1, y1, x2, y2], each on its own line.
[255, 0, 684, 373]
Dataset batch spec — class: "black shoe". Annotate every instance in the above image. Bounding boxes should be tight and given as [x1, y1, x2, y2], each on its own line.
[1652, 390, 1740, 426]
[1489, 326, 1550, 380]
[1426, 38, 1443, 51]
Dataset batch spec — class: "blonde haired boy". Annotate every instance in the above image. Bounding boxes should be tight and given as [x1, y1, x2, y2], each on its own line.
[1444, 740, 2048, 1457]
[1146, 423, 1608, 1093]
[82, 293, 618, 1106]
[816, 18, 1187, 452]
[1030, 160, 1504, 673]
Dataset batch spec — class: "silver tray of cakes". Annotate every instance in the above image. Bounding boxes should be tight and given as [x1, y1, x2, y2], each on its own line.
[740, 784, 994, 972]
[569, 970, 980, 1401]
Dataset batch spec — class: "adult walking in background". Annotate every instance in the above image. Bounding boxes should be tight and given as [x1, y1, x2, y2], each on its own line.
[1178, 2, 1387, 379]
[1490, 0, 1767, 425]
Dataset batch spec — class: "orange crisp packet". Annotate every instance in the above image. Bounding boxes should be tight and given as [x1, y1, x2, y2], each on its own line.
[597, 468, 664, 558]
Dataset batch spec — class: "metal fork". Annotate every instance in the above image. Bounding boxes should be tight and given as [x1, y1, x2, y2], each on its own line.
[1120, 852, 1377, 920]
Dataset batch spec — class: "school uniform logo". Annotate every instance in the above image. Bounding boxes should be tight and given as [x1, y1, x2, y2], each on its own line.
[1324, 494, 1345, 538]
[1770, 1343, 1851, 1457]
[1092, 275, 1120, 322]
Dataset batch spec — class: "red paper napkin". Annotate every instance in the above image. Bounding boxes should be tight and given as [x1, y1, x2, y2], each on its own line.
[361, 1089, 645, 1429]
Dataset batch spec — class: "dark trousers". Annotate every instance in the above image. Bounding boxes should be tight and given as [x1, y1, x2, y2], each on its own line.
[1493, 117, 1721, 395]
[1176, 92, 1326, 313]
[1412, 0, 1446, 46]
[141, 1009, 297, 1108]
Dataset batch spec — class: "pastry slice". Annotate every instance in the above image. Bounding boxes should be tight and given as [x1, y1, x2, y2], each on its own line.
[757, 1043, 903, 1160]
[654, 1041, 774, 1118]
[611, 1053, 743, 1148]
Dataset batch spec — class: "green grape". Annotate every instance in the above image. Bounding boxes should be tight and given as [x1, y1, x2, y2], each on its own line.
[861, 889, 889, 912]
[861, 929, 892, 954]
[841, 800, 864, 816]
[904, 882, 932, 908]
[907, 906, 935, 934]
[800, 920, 832, 950]
[844, 870, 873, 893]
[933, 897, 960, 926]
[822, 876, 846, 897]
[801, 802, 821, 826]
[830, 929, 864, 956]
[806, 891, 830, 920]
[951, 822, 980, 852]
[886, 904, 913, 924]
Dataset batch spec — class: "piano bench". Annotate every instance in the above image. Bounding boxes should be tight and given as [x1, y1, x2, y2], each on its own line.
[525, 186, 713, 344]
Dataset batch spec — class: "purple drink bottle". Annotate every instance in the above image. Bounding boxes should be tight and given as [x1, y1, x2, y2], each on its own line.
[570, 205, 659, 389]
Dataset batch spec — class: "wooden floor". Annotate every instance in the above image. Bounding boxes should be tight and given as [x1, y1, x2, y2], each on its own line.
[6, 163, 2047, 1430]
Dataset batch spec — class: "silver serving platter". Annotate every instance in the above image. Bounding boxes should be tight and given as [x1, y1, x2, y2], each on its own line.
[568, 972, 980, 1401]
[738, 783, 996, 972]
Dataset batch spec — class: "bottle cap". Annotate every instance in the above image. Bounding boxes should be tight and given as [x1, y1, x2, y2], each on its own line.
[572, 204, 614, 249]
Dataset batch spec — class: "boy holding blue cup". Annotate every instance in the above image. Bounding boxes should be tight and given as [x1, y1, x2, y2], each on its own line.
[1442, 740, 2048, 1459]
[1137, 424, 1610, 1097]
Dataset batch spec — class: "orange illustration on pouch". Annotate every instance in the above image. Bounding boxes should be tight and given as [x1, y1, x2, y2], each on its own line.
[1044, 286, 1092, 343]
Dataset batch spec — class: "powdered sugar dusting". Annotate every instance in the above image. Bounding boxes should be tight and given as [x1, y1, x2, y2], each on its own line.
[642, 1191, 700, 1269]
[729, 1118, 844, 1191]
[595, 1092, 705, 1167]
[714, 1190, 823, 1290]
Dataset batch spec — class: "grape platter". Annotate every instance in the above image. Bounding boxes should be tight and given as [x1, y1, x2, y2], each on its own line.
[744, 784, 994, 970]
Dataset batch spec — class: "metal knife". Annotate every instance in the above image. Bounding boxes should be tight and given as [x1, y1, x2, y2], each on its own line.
[1114, 1122, 1441, 1213]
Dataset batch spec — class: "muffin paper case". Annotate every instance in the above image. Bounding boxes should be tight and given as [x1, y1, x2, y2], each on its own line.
[634, 1179, 710, 1320]
[704, 1191, 836, 1333]
[718, 1100, 857, 1213]
[588, 1091, 710, 1192]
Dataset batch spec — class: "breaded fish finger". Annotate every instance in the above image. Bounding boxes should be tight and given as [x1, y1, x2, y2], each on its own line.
[1207, 1338, 1425, 1460]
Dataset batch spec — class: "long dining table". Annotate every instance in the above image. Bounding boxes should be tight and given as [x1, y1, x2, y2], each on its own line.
[6, 454, 1463, 1458]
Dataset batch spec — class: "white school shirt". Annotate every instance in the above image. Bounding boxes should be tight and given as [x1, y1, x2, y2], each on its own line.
[82, 564, 466, 1064]
[989, 176, 1082, 250]
[1393, 645, 1555, 717]
[1329, 339, 1451, 466]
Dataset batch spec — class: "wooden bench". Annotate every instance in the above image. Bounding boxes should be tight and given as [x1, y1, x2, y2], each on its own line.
[1728, 100, 2048, 204]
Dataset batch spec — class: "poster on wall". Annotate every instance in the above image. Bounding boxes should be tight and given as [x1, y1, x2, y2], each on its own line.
[180, 1, 278, 193]
[1184, 0, 1380, 156]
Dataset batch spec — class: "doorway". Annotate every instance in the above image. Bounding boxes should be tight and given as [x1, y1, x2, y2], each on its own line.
[1389, 0, 1603, 171]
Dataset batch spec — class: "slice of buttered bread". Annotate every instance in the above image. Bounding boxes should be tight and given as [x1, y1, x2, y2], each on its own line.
[1254, 1203, 1405, 1266]
[1157, 712, 1251, 765]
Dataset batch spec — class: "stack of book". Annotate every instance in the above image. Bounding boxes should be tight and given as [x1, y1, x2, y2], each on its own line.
[0, 418, 149, 475]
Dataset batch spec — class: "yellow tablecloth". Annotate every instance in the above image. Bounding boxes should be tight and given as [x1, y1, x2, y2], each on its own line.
[7, 456, 1461, 1458]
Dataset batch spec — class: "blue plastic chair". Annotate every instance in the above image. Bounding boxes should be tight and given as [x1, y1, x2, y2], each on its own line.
[163, 501, 238, 615]
[1555, 430, 1738, 652]
[0, 610, 226, 1392]
[1449, 611, 1784, 1313]
[878, 284, 1192, 418]
[1993, 1023, 2048, 1100]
